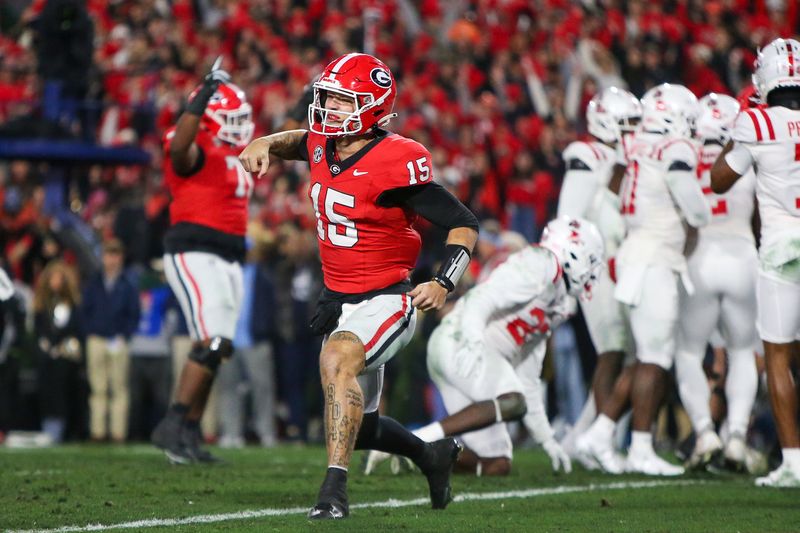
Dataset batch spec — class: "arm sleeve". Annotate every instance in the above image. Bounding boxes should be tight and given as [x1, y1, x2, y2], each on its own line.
[663, 143, 711, 228]
[297, 132, 309, 162]
[377, 182, 479, 231]
[517, 341, 555, 444]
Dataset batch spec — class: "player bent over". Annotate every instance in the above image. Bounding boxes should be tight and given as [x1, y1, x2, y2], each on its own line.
[366, 217, 604, 476]
[239, 53, 479, 518]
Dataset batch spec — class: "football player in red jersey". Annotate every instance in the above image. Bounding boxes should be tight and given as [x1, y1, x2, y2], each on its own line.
[151, 60, 255, 465]
[240, 53, 479, 520]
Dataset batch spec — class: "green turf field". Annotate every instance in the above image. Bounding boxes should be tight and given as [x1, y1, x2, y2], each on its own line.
[1, 444, 798, 532]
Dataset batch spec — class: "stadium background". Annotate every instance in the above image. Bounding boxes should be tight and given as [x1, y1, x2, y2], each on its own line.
[0, 0, 791, 452]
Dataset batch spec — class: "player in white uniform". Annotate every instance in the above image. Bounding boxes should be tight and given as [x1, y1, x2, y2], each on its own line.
[711, 38, 800, 487]
[556, 88, 640, 468]
[675, 93, 759, 471]
[578, 83, 711, 476]
[364, 217, 605, 476]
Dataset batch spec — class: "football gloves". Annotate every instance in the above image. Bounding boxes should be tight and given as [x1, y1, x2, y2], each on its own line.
[543, 437, 572, 474]
[187, 56, 231, 116]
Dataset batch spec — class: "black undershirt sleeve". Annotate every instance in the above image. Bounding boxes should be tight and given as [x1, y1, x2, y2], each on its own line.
[297, 132, 309, 161]
[377, 182, 479, 231]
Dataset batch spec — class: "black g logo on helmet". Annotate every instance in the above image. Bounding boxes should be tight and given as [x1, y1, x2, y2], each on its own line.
[370, 68, 392, 89]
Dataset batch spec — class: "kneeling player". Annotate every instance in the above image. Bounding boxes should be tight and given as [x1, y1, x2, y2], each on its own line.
[366, 217, 604, 475]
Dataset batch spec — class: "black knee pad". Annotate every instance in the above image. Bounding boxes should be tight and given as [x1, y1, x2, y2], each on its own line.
[496, 392, 527, 421]
[189, 336, 234, 373]
[354, 410, 379, 450]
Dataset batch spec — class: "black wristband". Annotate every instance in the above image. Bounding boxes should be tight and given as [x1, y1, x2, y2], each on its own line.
[434, 244, 471, 293]
[186, 82, 218, 116]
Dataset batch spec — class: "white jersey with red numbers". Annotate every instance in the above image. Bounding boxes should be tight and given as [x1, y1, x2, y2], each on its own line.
[616, 131, 709, 304]
[303, 129, 431, 294]
[557, 141, 625, 256]
[619, 132, 700, 261]
[696, 141, 756, 244]
[729, 106, 800, 272]
[426, 245, 576, 456]
[444, 245, 576, 366]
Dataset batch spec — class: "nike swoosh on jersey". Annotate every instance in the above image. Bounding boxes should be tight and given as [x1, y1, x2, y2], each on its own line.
[353, 169, 369, 176]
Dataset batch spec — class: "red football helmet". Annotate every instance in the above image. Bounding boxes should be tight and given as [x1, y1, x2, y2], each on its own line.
[191, 82, 254, 146]
[308, 53, 398, 136]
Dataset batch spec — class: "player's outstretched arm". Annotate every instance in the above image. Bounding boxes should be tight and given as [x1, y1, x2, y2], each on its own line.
[239, 130, 307, 178]
[170, 60, 231, 175]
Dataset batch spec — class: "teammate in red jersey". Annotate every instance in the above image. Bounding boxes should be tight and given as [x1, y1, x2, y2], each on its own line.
[151, 59, 255, 465]
[240, 53, 479, 520]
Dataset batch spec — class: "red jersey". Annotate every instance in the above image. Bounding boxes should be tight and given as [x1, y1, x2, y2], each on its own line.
[163, 128, 253, 237]
[304, 129, 431, 293]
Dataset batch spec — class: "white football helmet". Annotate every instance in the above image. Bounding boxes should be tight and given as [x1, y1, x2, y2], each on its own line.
[586, 87, 643, 144]
[540, 216, 605, 299]
[695, 93, 740, 143]
[753, 38, 800, 99]
[641, 83, 699, 137]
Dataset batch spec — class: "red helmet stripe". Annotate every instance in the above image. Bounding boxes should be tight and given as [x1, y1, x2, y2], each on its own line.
[788, 42, 795, 76]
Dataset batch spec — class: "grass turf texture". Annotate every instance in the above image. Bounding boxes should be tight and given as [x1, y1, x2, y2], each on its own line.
[1, 445, 798, 532]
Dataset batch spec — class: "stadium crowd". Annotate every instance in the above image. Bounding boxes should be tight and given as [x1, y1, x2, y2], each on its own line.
[0, 0, 792, 466]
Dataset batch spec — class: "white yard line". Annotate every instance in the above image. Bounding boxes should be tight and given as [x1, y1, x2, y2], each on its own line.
[10, 479, 705, 533]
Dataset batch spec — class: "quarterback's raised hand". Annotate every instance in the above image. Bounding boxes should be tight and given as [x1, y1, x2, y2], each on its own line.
[542, 438, 572, 474]
[409, 280, 448, 312]
[186, 56, 231, 116]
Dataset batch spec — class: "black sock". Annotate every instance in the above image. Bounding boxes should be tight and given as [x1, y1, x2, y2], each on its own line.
[168, 403, 189, 421]
[374, 416, 432, 469]
[317, 467, 348, 506]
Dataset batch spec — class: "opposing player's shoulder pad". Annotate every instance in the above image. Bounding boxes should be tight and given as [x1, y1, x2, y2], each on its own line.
[511, 246, 560, 285]
[562, 141, 600, 170]
[732, 110, 761, 144]
[660, 139, 698, 167]
[382, 134, 434, 189]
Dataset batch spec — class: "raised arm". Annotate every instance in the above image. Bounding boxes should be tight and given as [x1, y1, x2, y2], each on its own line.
[170, 65, 231, 175]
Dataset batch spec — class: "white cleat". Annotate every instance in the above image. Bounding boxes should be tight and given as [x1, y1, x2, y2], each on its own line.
[626, 448, 685, 476]
[575, 432, 625, 474]
[755, 463, 800, 487]
[686, 430, 723, 470]
[363, 449, 392, 475]
[722, 435, 747, 472]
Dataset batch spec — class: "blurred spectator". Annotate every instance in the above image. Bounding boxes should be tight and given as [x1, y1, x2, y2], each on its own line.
[81, 237, 140, 442]
[127, 260, 178, 441]
[217, 226, 278, 448]
[33, 259, 84, 443]
[272, 221, 322, 442]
